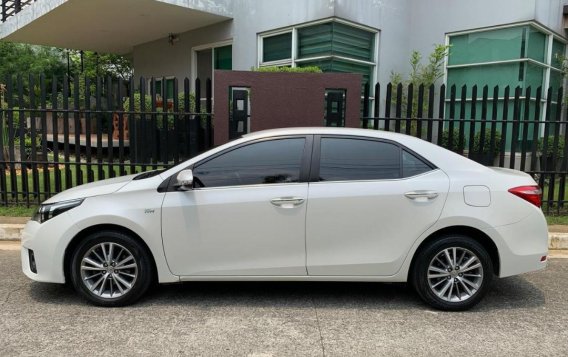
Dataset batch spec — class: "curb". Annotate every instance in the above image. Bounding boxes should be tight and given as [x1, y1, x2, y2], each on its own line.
[548, 232, 568, 250]
[2, 222, 568, 250]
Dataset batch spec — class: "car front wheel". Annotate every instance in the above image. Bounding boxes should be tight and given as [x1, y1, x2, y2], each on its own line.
[411, 235, 493, 311]
[70, 230, 154, 307]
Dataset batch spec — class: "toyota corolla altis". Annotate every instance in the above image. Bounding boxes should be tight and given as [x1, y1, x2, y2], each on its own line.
[21, 128, 548, 310]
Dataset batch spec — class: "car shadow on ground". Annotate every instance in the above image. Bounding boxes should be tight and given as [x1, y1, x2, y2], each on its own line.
[28, 275, 544, 312]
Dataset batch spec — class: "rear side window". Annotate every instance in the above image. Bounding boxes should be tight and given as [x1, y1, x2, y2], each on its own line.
[402, 150, 433, 178]
[318, 138, 400, 181]
[194, 138, 305, 188]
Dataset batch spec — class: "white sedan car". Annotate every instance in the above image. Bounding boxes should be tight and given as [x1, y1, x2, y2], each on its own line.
[21, 127, 548, 310]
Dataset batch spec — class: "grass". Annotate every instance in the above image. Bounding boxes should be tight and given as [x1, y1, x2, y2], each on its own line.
[546, 215, 568, 226]
[0, 205, 36, 217]
[1, 162, 167, 206]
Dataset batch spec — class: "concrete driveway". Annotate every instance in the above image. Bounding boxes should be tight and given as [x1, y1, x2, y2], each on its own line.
[1, 247, 567, 356]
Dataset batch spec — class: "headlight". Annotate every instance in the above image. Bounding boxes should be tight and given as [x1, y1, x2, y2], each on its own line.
[32, 199, 84, 224]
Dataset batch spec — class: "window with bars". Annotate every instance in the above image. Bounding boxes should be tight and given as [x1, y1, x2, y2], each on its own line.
[258, 19, 376, 88]
[445, 23, 567, 150]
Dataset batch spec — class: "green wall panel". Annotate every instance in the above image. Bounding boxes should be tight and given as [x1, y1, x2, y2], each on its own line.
[214, 45, 232, 70]
[447, 63, 523, 97]
[263, 33, 292, 62]
[448, 27, 524, 65]
[552, 39, 566, 70]
[527, 26, 547, 62]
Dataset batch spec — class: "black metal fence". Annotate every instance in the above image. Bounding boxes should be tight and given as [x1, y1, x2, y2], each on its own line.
[0, 75, 567, 215]
[362, 82, 566, 214]
[0, 75, 213, 207]
[1, 0, 35, 22]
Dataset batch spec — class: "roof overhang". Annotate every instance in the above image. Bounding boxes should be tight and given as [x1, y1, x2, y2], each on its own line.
[0, 0, 233, 54]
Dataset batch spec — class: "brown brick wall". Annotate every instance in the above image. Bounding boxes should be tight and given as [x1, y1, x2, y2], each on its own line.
[213, 70, 362, 145]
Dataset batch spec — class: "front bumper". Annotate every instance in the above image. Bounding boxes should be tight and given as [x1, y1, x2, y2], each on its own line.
[21, 213, 79, 284]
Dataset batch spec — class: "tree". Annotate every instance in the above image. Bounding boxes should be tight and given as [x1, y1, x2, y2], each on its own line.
[0, 42, 67, 82]
[390, 44, 450, 130]
[69, 50, 133, 81]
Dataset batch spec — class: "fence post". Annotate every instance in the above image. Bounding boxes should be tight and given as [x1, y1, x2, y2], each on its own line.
[405, 83, 413, 135]
[468, 85, 477, 156]
[362, 82, 369, 129]
[530, 87, 542, 172]
[520, 87, 531, 172]
[395, 83, 402, 132]
[206, 78, 212, 149]
[2, 1, 6, 22]
[384, 83, 392, 132]
[373, 83, 380, 130]
[509, 86, 521, 169]
[194, 77, 201, 152]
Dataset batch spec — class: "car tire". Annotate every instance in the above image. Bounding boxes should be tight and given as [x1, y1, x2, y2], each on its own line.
[70, 230, 154, 307]
[411, 235, 493, 311]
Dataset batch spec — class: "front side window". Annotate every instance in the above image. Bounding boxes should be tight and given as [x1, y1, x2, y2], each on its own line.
[319, 138, 400, 181]
[194, 138, 305, 188]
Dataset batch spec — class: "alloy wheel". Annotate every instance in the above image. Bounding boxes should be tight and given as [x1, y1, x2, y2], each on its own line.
[80, 242, 138, 299]
[427, 247, 484, 302]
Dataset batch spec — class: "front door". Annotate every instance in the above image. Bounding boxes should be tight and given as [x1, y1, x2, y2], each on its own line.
[161, 136, 311, 276]
[324, 89, 346, 127]
[229, 88, 249, 140]
[306, 136, 449, 276]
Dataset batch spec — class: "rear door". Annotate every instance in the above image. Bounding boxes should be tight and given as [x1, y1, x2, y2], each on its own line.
[306, 135, 450, 276]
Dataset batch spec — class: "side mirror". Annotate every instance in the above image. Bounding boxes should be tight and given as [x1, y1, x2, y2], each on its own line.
[175, 169, 194, 191]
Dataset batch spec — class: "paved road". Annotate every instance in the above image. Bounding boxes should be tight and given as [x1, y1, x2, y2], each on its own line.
[1, 248, 567, 357]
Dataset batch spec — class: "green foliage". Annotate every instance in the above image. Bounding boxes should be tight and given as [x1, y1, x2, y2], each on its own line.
[472, 129, 502, 155]
[14, 133, 42, 158]
[252, 66, 323, 73]
[123, 92, 196, 113]
[538, 136, 565, 158]
[0, 42, 67, 80]
[555, 53, 567, 77]
[390, 44, 450, 119]
[440, 128, 465, 153]
[123, 91, 199, 129]
[68, 50, 133, 80]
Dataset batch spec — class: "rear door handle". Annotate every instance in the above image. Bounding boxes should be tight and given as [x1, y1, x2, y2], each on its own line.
[270, 197, 305, 208]
[404, 190, 439, 202]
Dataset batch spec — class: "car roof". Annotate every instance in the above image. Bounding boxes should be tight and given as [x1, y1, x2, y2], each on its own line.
[242, 127, 385, 139]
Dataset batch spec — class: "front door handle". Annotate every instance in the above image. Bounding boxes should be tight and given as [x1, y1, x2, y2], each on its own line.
[270, 197, 305, 208]
[404, 190, 439, 202]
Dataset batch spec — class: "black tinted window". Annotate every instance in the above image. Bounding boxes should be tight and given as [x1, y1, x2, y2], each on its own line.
[402, 150, 432, 177]
[194, 138, 305, 188]
[319, 138, 400, 181]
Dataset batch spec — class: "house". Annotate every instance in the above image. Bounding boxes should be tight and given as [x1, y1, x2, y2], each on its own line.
[1, 0, 566, 112]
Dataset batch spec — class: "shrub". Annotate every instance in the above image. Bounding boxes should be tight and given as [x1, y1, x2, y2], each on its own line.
[252, 66, 322, 73]
[538, 135, 565, 158]
[472, 129, 502, 155]
[440, 128, 465, 153]
[123, 91, 196, 113]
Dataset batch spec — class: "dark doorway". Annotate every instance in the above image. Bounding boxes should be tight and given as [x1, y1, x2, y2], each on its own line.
[324, 89, 346, 127]
[229, 87, 250, 140]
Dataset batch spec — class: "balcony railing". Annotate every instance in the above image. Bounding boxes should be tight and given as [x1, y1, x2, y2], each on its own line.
[1, 0, 36, 23]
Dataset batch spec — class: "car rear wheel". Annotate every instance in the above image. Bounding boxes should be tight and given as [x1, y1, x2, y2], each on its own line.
[411, 235, 493, 311]
[70, 230, 154, 307]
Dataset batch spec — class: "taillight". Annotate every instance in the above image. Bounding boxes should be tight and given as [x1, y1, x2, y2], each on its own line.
[508, 185, 542, 207]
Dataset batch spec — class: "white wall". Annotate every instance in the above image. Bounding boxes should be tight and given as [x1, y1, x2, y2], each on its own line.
[133, 20, 233, 82]
[132, 0, 568, 89]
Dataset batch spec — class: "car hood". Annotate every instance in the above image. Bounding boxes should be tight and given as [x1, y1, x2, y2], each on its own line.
[43, 174, 138, 204]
